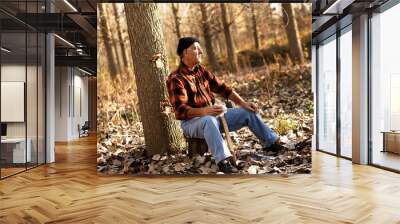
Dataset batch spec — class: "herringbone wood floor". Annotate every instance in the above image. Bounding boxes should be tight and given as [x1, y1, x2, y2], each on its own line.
[1, 135, 400, 224]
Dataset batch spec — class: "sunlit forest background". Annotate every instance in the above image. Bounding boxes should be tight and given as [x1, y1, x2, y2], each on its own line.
[97, 3, 313, 175]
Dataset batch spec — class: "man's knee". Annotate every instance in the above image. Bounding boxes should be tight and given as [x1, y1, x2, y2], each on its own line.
[238, 108, 255, 118]
[202, 115, 219, 128]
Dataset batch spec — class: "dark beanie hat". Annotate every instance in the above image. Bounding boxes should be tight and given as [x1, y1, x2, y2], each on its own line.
[177, 37, 200, 56]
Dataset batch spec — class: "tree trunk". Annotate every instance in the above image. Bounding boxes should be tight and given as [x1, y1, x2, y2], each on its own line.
[215, 34, 224, 59]
[105, 4, 123, 75]
[187, 5, 200, 38]
[266, 4, 277, 46]
[220, 3, 238, 73]
[229, 6, 239, 51]
[124, 3, 185, 156]
[250, 4, 260, 50]
[282, 4, 304, 64]
[112, 4, 128, 68]
[265, 4, 273, 47]
[199, 4, 220, 72]
[120, 5, 136, 86]
[171, 3, 182, 39]
[98, 4, 117, 77]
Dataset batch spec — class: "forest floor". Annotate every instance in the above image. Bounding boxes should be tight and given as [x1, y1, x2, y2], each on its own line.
[97, 64, 313, 175]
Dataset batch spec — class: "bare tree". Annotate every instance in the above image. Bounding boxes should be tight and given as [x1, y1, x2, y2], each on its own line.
[112, 4, 128, 68]
[125, 3, 185, 155]
[171, 3, 182, 39]
[199, 4, 220, 72]
[220, 3, 239, 73]
[250, 4, 260, 50]
[215, 33, 225, 59]
[295, 4, 311, 30]
[186, 5, 200, 37]
[98, 4, 118, 76]
[264, 3, 274, 47]
[282, 4, 304, 64]
[105, 4, 123, 74]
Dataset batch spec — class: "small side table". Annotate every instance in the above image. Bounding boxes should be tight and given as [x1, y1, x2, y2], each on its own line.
[381, 131, 400, 154]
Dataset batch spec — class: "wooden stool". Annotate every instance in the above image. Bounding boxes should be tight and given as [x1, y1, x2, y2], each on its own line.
[185, 136, 209, 157]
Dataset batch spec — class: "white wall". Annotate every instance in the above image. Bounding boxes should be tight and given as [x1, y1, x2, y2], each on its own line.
[55, 66, 69, 141]
[72, 72, 89, 138]
[54, 67, 89, 141]
[1, 64, 26, 81]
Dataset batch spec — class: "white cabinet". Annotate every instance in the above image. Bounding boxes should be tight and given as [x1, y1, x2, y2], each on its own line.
[1, 138, 32, 163]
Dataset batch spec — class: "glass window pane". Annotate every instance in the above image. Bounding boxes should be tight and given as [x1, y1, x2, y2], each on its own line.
[1, 31, 27, 177]
[27, 31, 38, 168]
[1, 0, 46, 179]
[318, 36, 337, 154]
[340, 28, 352, 158]
[371, 4, 400, 171]
[38, 32, 45, 165]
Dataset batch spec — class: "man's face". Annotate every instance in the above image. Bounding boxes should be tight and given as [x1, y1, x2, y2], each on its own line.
[183, 42, 203, 65]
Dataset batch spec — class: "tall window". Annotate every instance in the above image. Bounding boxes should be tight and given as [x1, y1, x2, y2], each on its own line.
[371, 3, 400, 171]
[339, 27, 352, 158]
[317, 35, 337, 154]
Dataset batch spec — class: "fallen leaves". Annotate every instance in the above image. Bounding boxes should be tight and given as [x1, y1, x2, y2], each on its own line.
[97, 123, 312, 175]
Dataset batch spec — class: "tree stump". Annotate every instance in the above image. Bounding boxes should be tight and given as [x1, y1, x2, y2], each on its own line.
[185, 136, 209, 157]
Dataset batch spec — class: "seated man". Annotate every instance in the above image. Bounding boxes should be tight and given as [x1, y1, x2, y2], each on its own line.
[166, 37, 283, 173]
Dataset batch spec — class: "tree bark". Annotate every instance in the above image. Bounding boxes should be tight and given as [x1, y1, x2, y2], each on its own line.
[282, 4, 304, 64]
[250, 4, 260, 50]
[125, 3, 185, 156]
[171, 3, 182, 39]
[199, 4, 220, 72]
[220, 3, 238, 73]
[98, 4, 118, 77]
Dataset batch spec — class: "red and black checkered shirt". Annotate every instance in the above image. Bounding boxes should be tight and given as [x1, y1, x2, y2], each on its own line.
[166, 63, 233, 120]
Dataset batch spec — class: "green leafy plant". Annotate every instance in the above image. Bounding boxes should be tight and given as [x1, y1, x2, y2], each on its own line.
[273, 115, 299, 135]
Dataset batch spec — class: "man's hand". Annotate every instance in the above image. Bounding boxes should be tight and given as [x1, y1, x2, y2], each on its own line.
[186, 106, 225, 118]
[240, 102, 258, 112]
[203, 105, 225, 116]
[228, 91, 257, 113]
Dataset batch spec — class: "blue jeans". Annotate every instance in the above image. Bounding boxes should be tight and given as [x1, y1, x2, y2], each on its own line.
[181, 108, 278, 163]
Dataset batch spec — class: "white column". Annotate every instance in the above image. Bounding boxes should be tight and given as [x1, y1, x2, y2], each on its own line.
[312, 45, 317, 150]
[45, 0, 55, 163]
[352, 14, 369, 164]
[46, 33, 55, 163]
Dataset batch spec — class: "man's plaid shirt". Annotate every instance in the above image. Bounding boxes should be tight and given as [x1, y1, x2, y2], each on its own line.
[166, 63, 233, 120]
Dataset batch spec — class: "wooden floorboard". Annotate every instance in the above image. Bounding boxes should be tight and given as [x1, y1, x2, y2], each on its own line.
[1, 135, 400, 223]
